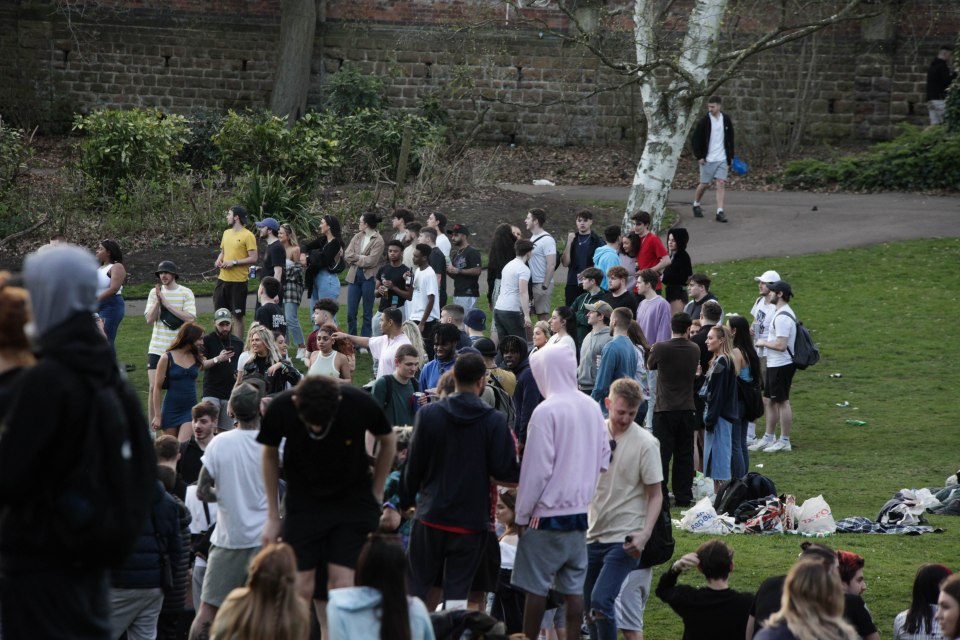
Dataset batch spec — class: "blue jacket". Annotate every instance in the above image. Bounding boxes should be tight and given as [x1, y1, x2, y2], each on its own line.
[327, 587, 435, 640]
[111, 481, 182, 589]
[592, 245, 621, 290]
[419, 356, 455, 391]
[400, 392, 519, 531]
[511, 357, 543, 445]
[591, 335, 639, 415]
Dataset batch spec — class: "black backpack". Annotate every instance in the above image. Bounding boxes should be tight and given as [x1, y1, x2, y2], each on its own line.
[778, 311, 820, 370]
[54, 364, 157, 566]
[714, 477, 751, 515]
[639, 497, 675, 568]
[744, 471, 777, 500]
[381, 374, 419, 418]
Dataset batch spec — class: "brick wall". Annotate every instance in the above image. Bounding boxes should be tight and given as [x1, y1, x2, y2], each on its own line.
[2, 0, 959, 147]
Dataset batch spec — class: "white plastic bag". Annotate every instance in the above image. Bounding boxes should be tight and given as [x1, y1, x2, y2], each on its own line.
[796, 495, 836, 534]
[680, 497, 734, 535]
[691, 472, 715, 501]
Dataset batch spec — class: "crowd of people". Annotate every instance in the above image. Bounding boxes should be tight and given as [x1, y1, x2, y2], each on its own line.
[1, 193, 958, 640]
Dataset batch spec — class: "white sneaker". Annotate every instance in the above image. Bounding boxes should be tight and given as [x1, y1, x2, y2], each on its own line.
[745, 436, 757, 447]
[748, 438, 774, 452]
[764, 440, 792, 453]
[296, 348, 306, 361]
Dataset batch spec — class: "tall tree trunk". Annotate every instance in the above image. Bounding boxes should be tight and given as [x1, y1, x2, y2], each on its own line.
[270, 0, 317, 126]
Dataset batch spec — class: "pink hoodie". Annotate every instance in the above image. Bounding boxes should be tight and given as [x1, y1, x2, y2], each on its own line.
[515, 344, 610, 526]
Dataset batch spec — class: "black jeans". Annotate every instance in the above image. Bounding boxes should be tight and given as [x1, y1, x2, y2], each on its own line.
[653, 410, 697, 506]
[494, 310, 526, 342]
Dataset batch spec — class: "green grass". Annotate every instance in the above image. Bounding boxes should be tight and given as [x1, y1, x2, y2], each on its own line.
[111, 238, 960, 639]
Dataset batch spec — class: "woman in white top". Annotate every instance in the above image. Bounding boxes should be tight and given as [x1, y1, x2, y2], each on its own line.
[893, 564, 953, 640]
[307, 323, 354, 383]
[95, 239, 126, 347]
[546, 306, 577, 354]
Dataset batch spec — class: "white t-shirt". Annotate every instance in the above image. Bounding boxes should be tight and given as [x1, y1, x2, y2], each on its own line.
[706, 113, 726, 163]
[750, 295, 777, 357]
[201, 429, 267, 549]
[436, 233, 451, 257]
[184, 485, 218, 569]
[766, 304, 798, 368]
[528, 231, 556, 283]
[587, 423, 663, 543]
[409, 266, 440, 323]
[145, 284, 197, 355]
[494, 258, 530, 313]
[368, 333, 411, 378]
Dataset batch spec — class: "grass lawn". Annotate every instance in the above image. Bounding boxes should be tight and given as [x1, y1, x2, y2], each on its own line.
[112, 238, 960, 639]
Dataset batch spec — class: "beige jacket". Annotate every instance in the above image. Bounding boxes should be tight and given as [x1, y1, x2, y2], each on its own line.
[344, 230, 385, 283]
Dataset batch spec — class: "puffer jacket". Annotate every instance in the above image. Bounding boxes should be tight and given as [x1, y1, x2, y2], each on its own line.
[111, 481, 182, 589]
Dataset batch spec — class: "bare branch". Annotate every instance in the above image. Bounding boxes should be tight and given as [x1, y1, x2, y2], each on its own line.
[487, 75, 641, 108]
[0, 214, 50, 251]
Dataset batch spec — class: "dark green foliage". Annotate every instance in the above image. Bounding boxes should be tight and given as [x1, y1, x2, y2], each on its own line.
[325, 68, 386, 116]
[237, 171, 317, 240]
[179, 109, 226, 171]
[781, 124, 960, 191]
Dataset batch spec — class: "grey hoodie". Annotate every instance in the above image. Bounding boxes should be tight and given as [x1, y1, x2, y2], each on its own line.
[23, 244, 98, 337]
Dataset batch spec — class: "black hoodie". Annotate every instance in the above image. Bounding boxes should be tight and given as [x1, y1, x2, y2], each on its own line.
[400, 392, 519, 532]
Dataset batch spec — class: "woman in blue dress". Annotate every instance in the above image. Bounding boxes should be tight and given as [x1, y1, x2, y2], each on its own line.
[152, 322, 204, 441]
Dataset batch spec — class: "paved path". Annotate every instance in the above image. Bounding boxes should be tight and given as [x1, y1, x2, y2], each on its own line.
[125, 186, 960, 316]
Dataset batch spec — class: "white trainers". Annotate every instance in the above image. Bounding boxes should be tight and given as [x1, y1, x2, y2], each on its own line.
[748, 438, 774, 452]
[764, 440, 792, 453]
[745, 436, 757, 447]
[296, 348, 307, 361]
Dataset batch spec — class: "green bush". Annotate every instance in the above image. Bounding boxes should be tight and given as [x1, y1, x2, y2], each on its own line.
[238, 171, 316, 239]
[325, 68, 386, 116]
[212, 109, 338, 185]
[73, 108, 189, 195]
[179, 108, 226, 171]
[107, 173, 230, 238]
[0, 118, 31, 194]
[334, 109, 444, 182]
[782, 124, 960, 191]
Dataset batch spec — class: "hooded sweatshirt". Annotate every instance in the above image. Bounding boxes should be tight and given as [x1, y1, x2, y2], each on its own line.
[326, 587, 434, 640]
[515, 346, 610, 526]
[24, 243, 99, 336]
[592, 245, 620, 290]
[400, 392, 520, 532]
[511, 355, 542, 444]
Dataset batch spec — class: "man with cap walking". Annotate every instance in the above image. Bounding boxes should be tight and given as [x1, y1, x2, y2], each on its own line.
[747, 269, 780, 445]
[447, 223, 483, 313]
[751, 281, 797, 453]
[214, 205, 258, 338]
[145, 260, 196, 425]
[202, 308, 246, 432]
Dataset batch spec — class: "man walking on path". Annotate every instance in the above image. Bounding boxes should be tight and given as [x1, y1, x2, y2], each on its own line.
[691, 96, 735, 223]
[927, 45, 956, 125]
[213, 205, 258, 337]
[750, 281, 797, 453]
[561, 210, 604, 306]
[525, 208, 558, 322]
[647, 313, 700, 507]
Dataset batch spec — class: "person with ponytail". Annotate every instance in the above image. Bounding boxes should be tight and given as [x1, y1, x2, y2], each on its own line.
[755, 559, 858, 640]
[327, 534, 435, 640]
[211, 543, 310, 640]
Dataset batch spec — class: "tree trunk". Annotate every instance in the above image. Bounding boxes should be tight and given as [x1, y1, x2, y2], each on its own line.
[270, 0, 318, 126]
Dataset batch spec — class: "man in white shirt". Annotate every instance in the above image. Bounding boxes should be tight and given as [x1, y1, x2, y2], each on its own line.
[493, 239, 534, 341]
[427, 212, 451, 257]
[750, 281, 797, 453]
[584, 378, 662, 640]
[690, 96, 735, 223]
[410, 243, 441, 360]
[525, 208, 557, 321]
[190, 383, 267, 640]
[333, 308, 410, 379]
[748, 269, 780, 444]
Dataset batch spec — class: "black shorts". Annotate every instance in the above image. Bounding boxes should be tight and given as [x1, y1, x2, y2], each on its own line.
[283, 502, 378, 575]
[764, 364, 796, 401]
[147, 353, 161, 370]
[408, 520, 486, 602]
[432, 530, 500, 593]
[663, 284, 689, 304]
[213, 280, 249, 317]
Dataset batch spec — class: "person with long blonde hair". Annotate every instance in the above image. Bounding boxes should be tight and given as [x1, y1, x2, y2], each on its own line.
[401, 319, 427, 367]
[235, 323, 291, 395]
[755, 560, 858, 640]
[702, 324, 741, 493]
[211, 543, 310, 640]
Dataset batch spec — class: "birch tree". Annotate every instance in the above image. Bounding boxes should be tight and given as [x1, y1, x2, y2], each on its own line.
[516, 0, 868, 230]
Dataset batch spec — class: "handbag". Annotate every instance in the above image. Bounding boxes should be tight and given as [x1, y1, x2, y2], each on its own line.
[192, 501, 215, 561]
[639, 499, 675, 568]
[328, 249, 346, 274]
[159, 304, 184, 331]
[736, 375, 764, 422]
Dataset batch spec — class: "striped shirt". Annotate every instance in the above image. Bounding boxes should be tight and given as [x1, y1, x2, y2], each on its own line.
[146, 284, 197, 355]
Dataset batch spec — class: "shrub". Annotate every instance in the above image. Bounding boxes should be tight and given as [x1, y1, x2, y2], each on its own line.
[179, 108, 226, 171]
[73, 108, 189, 195]
[781, 124, 960, 191]
[0, 117, 32, 194]
[333, 109, 444, 182]
[325, 68, 386, 116]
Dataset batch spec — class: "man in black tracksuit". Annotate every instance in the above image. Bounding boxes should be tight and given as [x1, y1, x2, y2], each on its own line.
[690, 95, 735, 223]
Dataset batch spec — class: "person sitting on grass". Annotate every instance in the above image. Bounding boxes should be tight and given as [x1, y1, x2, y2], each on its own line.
[655, 539, 753, 640]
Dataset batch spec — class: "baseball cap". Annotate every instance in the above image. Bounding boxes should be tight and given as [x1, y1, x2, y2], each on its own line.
[214, 308, 233, 325]
[464, 308, 486, 331]
[754, 270, 781, 283]
[584, 301, 613, 318]
[229, 383, 262, 421]
[767, 280, 793, 296]
[450, 223, 470, 235]
[255, 217, 280, 232]
[473, 337, 498, 358]
[457, 346, 482, 357]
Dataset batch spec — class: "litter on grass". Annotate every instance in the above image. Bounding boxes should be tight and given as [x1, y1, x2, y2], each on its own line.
[836, 401, 850, 407]
[845, 420, 867, 426]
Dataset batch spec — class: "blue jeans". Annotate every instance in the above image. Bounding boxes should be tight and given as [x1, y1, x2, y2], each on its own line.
[584, 542, 638, 640]
[98, 294, 125, 347]
[284, 301, 305, 347]
[312, 270, 341, 305]
[347, 270, 376, 337]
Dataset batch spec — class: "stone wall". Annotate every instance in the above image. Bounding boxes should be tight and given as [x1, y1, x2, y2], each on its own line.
[1, 0, 958, 149]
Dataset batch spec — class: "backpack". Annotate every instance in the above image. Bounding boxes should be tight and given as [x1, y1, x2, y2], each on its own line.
[714, 477, 751, 515]
[639, 496, 675, 568]
[743, 471, 777, 500]
[54, 364, 157, 566]
[486, 376, 517, 428]
[381, 374, 419, 417]
[777, 311, 820, 370]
